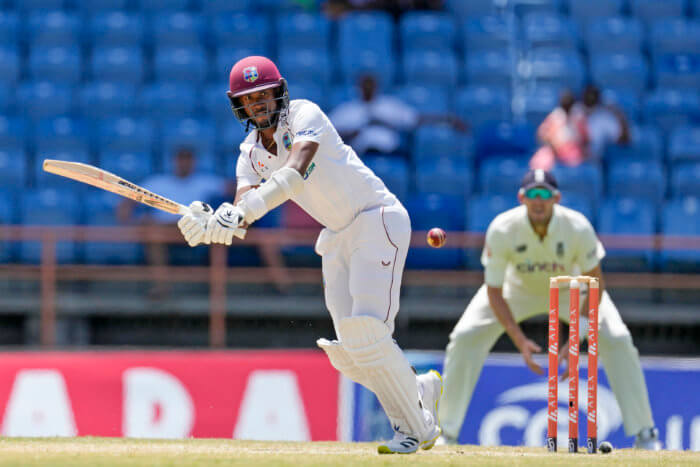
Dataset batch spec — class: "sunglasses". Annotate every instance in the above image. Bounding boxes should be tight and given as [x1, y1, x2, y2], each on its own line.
[524, 187, 554, 200]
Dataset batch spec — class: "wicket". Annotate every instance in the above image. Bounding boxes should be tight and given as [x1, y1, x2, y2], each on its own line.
[546, 275, 599, 454]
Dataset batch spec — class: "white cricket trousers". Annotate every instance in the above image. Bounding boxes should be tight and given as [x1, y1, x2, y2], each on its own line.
[439, 284, 655, 440]
[315, 202, 410, 334]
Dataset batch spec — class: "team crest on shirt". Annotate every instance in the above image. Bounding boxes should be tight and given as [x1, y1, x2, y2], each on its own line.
[282, 132, 292, 150]
[556, 242, 565, 258]
[243, 66, 259, 83]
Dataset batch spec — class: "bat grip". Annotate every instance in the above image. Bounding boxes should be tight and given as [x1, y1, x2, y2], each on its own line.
[177, 205, 191, 216]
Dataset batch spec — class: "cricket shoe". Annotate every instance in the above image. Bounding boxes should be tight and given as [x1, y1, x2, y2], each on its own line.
[417, 370, 443, 450]
[377, 410, 441, 454]
[634, 427, 662, 450]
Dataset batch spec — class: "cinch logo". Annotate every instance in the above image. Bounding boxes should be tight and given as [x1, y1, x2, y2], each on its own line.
[303, 162, 315, 180]
[516, 262, 565, 273]
[243, 66, 259, 83]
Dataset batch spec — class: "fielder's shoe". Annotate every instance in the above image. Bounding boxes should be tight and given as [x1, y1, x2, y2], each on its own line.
[634, 427, 662, 450]
[377, 409, 441, 454]
[417, 370, 443, 450]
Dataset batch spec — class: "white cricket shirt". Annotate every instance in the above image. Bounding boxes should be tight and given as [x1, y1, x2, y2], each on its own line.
[482, 204, 605, 299]
[235, 99, 396, 231]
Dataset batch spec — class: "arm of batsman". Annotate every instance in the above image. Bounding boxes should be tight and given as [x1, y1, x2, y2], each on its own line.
[177, 201, 214, 247]
[205, 202, 247, 245]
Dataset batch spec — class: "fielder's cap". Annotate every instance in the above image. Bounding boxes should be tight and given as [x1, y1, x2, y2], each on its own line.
[520, 169, 559, 192]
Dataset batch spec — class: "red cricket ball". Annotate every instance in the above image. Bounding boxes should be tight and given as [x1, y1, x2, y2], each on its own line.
[427, 227, 446, 248]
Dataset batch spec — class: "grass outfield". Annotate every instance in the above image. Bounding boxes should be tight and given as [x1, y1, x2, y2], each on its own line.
[0, 438, 697, 466]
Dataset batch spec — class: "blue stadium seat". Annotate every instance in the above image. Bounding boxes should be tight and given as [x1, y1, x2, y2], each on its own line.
[630, 0, 686, 22]
[0, 12, 19, 47]
[0, 47, 19, 84]
[395, 84, 451, 116]
[456, 86, 511, 130]
[523, 12, 579, 50]
[405, 193, 465, 269]
[670, 162, 700, 198]
[475, 120, 536, 159]
[607, 160, 666, 205]
[139, 0, 189, 11]
[276, 12, 330, 50]
[83, 191, 143, 265]
[465, 50, 513, 87]
[649, 19, 700, 57]
[644, 89, 700, 133]
[416, 157, 474, 199]
[565, 0, 624, 21]
[154, 46, 208, 84]
[659, 197, 700, 272]
[465, 193, 519, 268]
[413, 124, 473, 163]
[445, 0, 495, 18]
[160, 118, 216, 165]
[79, 0, 129, 12]
[655, 54, 700, 91]
[218, 121, 248, 175]
[338, 12, 395, 87]
[0, 82, 14, 113]
[210, 14, 270, 51]
[19, 188, 81, 264]
[286, 82, 326, 109]
[28, 46, 82, 84]
[558, 192, 594, 224]
[98, 117, 155, 154]
[400, 12, 456, 51]
[604, 124, 663, 162]
[668, 125, 700, 162]
[479, 157, 529, 194]
[340, 50, 396, 89]
[90, 12, 144, 47]
[91, 47, 144, 84]
[99, 150, 153, 184]
[601, 87, 641, 121]
[404, 50, 459, 87]
[0, 116, 27, 149]
[27, 10, 80, 47]
[203, 84, 231, 123]
[0, 149, 27, 189]
[693, 0, 700, 16]
[584, 17, 643, 53]
[517, 85, 560, 126]
[17, 81, 73, 120]
[511, 0, 563, 17]
[463, 15, 515, 51]
[551, 164, 603, 205]
[0, 188, 16, 262]
[151, 12, 204, 48]
[35, 117, 88, 153]
[598, 197, 657, 271]
[328, 84, 360, 112]
[16, 0, 65, 11]
[590, 53, 648, 93]
[202, 0, 252, 14]
[525, 49, 585, 92]
[78, 82, 137, 119]
[278, 48, 332, 87]
[363, 155, 409, 201]
[141, 83, 198, 119]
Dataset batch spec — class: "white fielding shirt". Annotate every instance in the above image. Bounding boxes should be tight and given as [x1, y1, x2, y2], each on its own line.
[235, 99, 397, 232]
[482, 204, 605, 299]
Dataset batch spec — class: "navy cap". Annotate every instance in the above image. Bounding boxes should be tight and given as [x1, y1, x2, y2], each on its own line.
[520, 169, 559, 192]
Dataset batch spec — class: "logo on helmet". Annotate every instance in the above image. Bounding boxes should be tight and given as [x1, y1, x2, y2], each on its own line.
[243, 66, 259, 83]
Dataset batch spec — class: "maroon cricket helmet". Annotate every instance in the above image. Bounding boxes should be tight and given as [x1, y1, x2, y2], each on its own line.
[228, 56, 289, 130]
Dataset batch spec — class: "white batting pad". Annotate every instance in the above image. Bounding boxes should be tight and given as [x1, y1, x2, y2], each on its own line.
[316, 338, 368, 386]
[338, 316, 430, 438]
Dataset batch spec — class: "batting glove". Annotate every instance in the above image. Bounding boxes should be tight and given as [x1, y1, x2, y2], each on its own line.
[177, 201, 213, 247]
[205, 202, 247, 245]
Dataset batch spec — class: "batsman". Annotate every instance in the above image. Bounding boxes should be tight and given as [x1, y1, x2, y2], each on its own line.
[438, 169, 661, 450]
[175, 56, 442, 454]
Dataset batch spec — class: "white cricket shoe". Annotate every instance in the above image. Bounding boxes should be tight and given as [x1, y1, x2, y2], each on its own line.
[417, 370, 443, 450]
[377, 408, 441, 454]
[634, 427, 662, 450]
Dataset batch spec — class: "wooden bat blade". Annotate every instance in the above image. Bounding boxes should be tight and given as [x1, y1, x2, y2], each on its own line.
[42, 159, 188, 215]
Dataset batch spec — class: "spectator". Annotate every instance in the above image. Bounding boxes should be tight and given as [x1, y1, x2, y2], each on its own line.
[324, 0, 443, 19]
[530, 90, 589, 170]
[575, 84, 630, 161]
[329, 75, 419, 156]
[118, 147, 229, 297]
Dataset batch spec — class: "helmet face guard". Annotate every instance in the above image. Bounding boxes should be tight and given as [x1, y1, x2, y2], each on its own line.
[229, 79, 289, 131]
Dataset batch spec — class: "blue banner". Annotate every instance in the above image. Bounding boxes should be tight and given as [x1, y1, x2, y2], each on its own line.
[351, 353, 700, 450]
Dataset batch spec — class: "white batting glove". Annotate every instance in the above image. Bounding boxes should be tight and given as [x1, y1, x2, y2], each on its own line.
[177, 201, 213, 247]
[205, 202, 247, 245]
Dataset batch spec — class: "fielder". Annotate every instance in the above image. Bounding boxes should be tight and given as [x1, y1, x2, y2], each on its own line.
[438, 169, 661, 450]
[175, 56, 442, 454]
